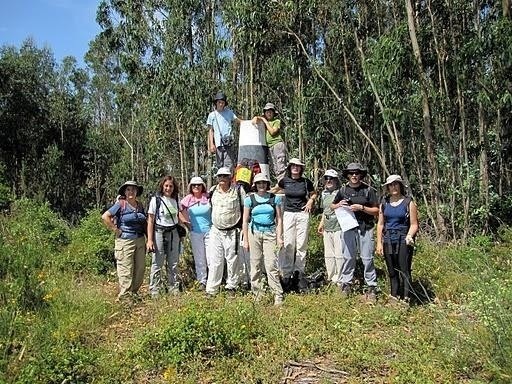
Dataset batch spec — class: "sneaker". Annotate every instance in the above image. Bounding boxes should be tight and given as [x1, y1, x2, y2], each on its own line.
[365, 287, 377, 304]
[225, 288, 237, 297]
[340, 284, 351, 298]
[274, 295, 284, 306]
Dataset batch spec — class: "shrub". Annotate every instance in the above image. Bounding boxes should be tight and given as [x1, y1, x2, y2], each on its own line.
[132, 302, 261, 368]
[57, 209, 114, 274]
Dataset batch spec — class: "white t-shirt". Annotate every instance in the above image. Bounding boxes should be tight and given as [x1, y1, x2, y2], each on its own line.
[148, 195, 179, 227]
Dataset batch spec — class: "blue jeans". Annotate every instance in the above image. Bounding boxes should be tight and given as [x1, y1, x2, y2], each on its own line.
[341, 227, 377, 287]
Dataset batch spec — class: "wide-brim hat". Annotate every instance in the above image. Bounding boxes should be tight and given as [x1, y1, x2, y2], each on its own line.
[213, 91, 227, 105]
[253, 173, 270, 184]
[215, 167, 232, 177]
[287, 158, 305, 168]
[324, 169, 339, 179]
[342, 162, 367, 179]
[188, 176, 206, 191]
[262, 102, 278, 114]
[383, 174, 407, 188]
[118, 180, 143, 197]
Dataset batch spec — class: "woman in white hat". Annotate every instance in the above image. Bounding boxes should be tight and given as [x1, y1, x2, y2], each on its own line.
[180, 176, 212, 290]
[101, 180, 147, 301]
[317, 169, 344, 286]
[376, 175, 419, 304]
[242, 173, 284, 305]
[252, 102, 287, 181]
[277, 158, 317, 292]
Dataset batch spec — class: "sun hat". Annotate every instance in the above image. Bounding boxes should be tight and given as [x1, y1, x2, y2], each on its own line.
[288, 158, 305, 167]
[253, 173, 270, 184]
[383, 174, 407, 188]
[262, 102, 278, 114]
[117, 180, 143, 197]
[188, 176, 206, 192]
[324, 169, 339, 179]
[342, 162, 367, 179]
[215, 167, 232, 177]
[213, 91, 227, 105]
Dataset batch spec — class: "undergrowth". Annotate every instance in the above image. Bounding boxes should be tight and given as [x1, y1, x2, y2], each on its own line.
[0, 199, 511, 383]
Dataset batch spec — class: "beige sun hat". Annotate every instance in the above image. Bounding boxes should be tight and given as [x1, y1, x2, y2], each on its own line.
[324, 169, 339, 178]
[215, 167, 232, 176]
[288, 158, 305, 167]
[383, 174, 407, 187]
[253, 173, 270, 183]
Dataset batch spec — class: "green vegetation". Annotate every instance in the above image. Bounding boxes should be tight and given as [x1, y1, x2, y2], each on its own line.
[1, 201, 511, 383]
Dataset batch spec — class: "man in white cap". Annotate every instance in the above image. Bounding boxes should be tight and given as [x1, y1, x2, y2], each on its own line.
[331, 162, 379, 303]
[205, 167, 246, 296]
[317, 169, 344, 286]
[206, 91, 241, 170]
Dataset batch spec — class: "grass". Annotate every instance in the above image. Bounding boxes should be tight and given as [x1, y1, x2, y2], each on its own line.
[1, 201, 511, 383]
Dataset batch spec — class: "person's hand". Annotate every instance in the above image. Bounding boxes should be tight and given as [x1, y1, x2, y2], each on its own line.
[208, 145, 216, 154]
[251, 116, 259, 124]
[243, 240, 249, 252]
[350, 203, 364, 212]
[405, 235, 415, 246]
[303, 199, 314, 213]
[376, 243, 383, 256]
[317, 225, 324, 235]
[277, 237, 284, 248]
[146, 240, 154, 253]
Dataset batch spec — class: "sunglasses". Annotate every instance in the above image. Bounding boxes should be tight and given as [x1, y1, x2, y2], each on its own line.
[217, 174, 230, 178]
[324, 176, 335, 181]
[348, 171, 361, 176]
[191, 184, 202, 187]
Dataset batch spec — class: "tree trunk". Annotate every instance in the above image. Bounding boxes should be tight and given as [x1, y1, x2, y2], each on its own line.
[405, 0, 446, 239]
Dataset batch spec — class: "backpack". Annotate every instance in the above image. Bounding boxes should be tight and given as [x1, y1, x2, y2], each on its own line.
[339, 183, 371, 202]
[209, 184, 244, 229]
[234, 158, 261, 193]
[148, 193, 187, 238]
[249, 193, 277, 227]
[115, 198, 147, 235]
[380, 195, 413, 232]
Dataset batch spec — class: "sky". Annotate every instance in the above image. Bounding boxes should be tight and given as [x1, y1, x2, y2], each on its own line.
[0, 0, 101, 67]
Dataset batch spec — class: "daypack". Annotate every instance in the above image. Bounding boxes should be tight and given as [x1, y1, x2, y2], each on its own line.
[147, 193, 186, 238]
[339, 183, 371, 203]
[234, 158, 261, 192]
[209, 184, 244, 229]
[249, 193, 277, 228]
[380, 195, 413, 236]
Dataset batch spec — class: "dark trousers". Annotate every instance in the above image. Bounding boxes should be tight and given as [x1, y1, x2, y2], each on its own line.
[383, 241, 413, 300]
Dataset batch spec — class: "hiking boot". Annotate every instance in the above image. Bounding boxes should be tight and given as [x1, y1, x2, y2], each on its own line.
[340, 283, 351, 298]
[281, 277, 291, 293]
[225, 288, 237, 297]
[365, 287, 377, 304]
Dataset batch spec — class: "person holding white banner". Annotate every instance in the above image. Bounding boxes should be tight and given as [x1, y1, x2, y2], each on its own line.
[206, 92, 241, 170]
[331, 163, 379, 303]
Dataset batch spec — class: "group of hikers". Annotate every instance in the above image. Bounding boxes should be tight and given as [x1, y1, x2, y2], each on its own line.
[101, 92, 419, 307]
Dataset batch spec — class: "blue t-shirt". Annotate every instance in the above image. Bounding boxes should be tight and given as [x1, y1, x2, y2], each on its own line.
[244, 193, 282, 233]
[108, 201, 146, 239]
[206, 109, 237, 148]
[180, 194, 212, 234]
[187, 203, 212, 233]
